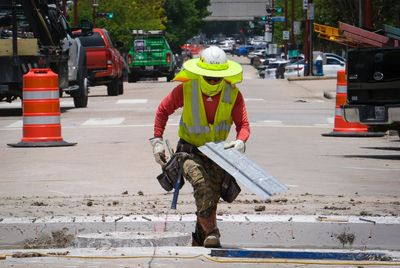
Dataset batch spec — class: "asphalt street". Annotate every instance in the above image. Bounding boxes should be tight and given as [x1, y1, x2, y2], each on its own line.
[0, 56, 400, 267]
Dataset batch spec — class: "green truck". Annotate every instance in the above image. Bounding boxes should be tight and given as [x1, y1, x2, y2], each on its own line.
[127, 30, 176, 82]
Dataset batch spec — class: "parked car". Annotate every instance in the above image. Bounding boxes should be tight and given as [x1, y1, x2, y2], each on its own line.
[284, 59, 305, 78]
[218, 40, 235, 53]
[127, 30, 177, 82]
[323, 56, 346, 76]
[324, 53, 346, 63]
[77, 28, 125, 96]
[284, 56, 345, 78]
[234, 45, 254, 56]
[259, 60, 289, 79]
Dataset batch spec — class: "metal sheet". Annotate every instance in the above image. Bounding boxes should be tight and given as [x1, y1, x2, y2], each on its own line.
[198, 142, 287, 200]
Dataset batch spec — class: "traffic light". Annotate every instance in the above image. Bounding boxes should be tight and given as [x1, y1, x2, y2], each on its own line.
[266, 7, 284, 15]
[266, 7, 274, 16]
[97, 12, 114, 19]
[261, 16, 267, 21]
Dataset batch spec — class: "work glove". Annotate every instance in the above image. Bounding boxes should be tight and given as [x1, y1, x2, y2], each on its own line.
[224, 139, 246, 153]
[149, 137, 166, 166]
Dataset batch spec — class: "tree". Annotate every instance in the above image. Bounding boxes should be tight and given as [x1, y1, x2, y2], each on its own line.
[163, 0, 211, 51]
[69, 0, 165, 50]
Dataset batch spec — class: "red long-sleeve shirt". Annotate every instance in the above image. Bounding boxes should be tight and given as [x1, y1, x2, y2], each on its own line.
[154, 83, 250, 142]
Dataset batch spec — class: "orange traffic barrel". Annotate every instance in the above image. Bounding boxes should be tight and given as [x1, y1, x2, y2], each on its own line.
[322, 70, 384, 137]
[8, 69, 76, 147]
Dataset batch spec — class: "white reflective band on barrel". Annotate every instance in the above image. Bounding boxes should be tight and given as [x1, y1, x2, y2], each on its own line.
[23, 116, 60, 125]
[336, 85, 347, 94]
[23, 90, 59, 100]
[335, 107, 343, 116]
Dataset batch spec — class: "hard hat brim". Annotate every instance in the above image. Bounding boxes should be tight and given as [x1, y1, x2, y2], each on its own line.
[183, 58, 242, 78]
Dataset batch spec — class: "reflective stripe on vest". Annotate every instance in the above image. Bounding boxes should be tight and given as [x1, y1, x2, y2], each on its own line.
[178, 80, 238, 147]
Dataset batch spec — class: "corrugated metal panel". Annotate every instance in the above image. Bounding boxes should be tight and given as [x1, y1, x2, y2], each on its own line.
[198, 142, 287, 200]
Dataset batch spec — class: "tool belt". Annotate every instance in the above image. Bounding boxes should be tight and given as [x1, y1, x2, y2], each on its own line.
[176, 139, 201, 154]
[221, 172, 241, 203]
[157, 152, 189, 192]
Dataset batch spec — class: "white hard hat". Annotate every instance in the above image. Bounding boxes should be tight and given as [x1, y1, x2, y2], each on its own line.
[200, 46, 227, 65]
[182, 45, 242, 78]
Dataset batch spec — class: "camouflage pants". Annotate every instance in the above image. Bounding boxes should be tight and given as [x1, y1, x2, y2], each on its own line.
[182, 154, 225, 217]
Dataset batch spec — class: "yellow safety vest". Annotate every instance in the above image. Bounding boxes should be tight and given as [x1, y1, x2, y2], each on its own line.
[178, 79, 239, 147]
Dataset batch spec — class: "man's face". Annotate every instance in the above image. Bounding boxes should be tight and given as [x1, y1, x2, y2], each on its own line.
[203, 76, 223, 85]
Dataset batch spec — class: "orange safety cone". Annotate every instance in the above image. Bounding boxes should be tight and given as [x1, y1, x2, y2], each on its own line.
[8, 69, 76, 147]
[322, 70, 384, 137]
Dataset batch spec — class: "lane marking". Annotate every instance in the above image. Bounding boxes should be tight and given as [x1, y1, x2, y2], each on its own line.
[82, 117, 125, 126]
[0, 122, 333, 130]
[327, 117, 335, 124]
[253, 120, 283, 125]
[344, 166, 400, 171]
[116, 99, 148, 104]
[7, 120, 22, 128]
[245, 98, 264, 102]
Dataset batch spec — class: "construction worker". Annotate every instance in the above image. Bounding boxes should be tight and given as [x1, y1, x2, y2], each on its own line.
[150, 45, 250, 248]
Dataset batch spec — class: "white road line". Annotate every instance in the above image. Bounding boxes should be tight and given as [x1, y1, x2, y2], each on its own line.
[344, 166, 400, 171]
[253, 120, 283, 125]
[286, 184, 299, 188]
[327, 117, 335, 124]
[0, 103, 21, 108]
[60, 100, 75, 107]
[245, 98, 264, 102]
[82, 117, 125, 126]
[116, 99, 148, 104]
[7, 120, 22, 128]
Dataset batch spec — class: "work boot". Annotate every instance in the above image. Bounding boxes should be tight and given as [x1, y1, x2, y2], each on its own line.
[197, 208, 221, 248]
[191, 220, 205, 247]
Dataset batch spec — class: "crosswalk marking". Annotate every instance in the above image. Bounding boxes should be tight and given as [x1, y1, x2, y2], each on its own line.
[7, 120, 22, 128]
[116, 99, 148, 104]
[82, 117, 125, 126]
[253, 120, 283, 125]
[245, 98, 264, 102]
[1, 118, 333, 129]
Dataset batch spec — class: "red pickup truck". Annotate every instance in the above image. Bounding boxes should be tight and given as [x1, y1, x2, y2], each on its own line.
[77, 28, 125, 96]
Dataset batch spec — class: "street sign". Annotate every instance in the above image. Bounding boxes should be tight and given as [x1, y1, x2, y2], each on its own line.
[271, 16, 285, 22]
[307, 3, 314, 20]
[264, 32, 272, 42]
[283, 30, 290, 40]
[303, 0, 308, 9]
[293, 21, 301, 35]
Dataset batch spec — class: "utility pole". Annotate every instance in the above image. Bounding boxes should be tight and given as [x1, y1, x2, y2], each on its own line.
[284, 0, 288, 59]
[74, 0, 79, 27]
[61, 0, 66, 16]
[92, 0, 98, 27]
[304, 0, 313, 76]
[363, 0, 373, 28]
[290, 0, 296, 47]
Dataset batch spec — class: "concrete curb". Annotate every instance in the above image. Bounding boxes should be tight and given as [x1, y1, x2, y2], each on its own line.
[1, 247, 399, 267]
[1, 214, 399, 250]
[323, 91, 336, 99]
[287, 76, 337, 81]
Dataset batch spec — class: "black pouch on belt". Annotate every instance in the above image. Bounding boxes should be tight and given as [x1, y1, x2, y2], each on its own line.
[220, 172, 241, 203]
[157, 152, 189, 192]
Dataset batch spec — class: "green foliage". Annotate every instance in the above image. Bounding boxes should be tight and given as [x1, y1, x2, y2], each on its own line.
[69, 0, 166, 50]
[163, 0, 210, 51]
